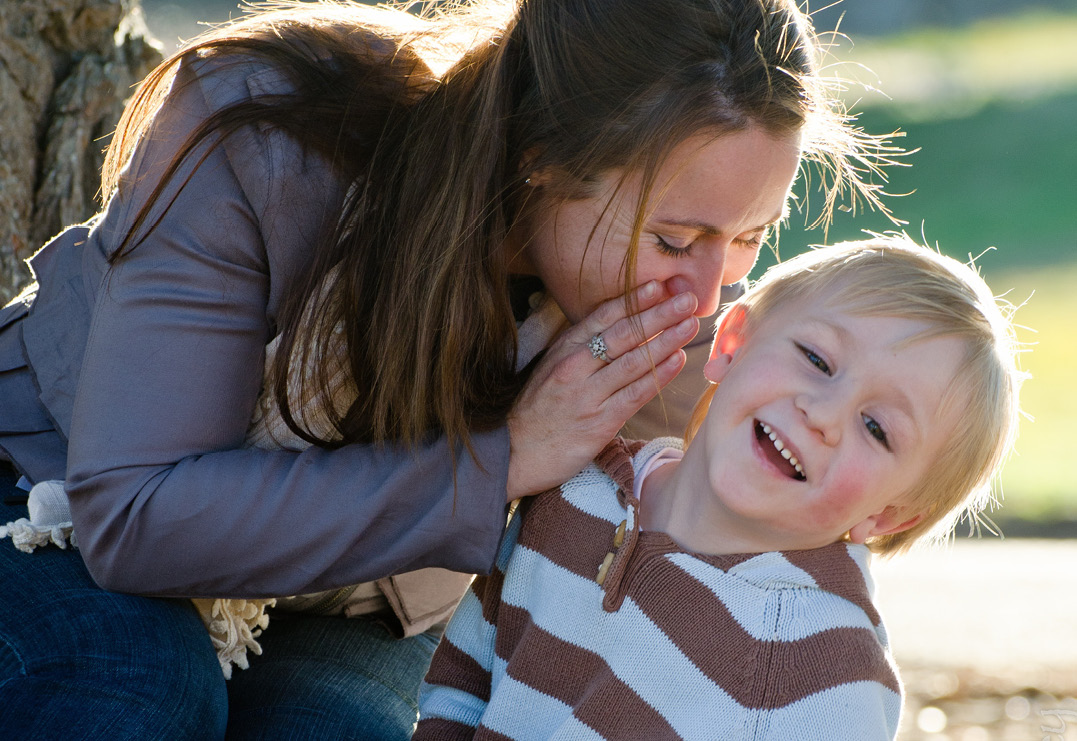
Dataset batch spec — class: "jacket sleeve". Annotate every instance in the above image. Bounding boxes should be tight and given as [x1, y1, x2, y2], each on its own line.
[63, 54, 508, 597]
[414, 513, 522, 739]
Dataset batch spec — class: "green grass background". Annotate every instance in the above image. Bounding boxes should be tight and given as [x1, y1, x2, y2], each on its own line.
[766, 13, 1077, 525]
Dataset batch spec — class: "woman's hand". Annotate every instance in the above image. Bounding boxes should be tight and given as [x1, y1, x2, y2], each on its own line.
[506, 281, 699, 501]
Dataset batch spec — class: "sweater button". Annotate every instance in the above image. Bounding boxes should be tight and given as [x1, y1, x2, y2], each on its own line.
[595, 552, 615, 585]
[613, 520, 627, 548]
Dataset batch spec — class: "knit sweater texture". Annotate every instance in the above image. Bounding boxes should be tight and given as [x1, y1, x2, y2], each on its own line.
[414, 437, 903, 740]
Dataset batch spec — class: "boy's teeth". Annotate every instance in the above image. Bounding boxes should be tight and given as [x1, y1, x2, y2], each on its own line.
[780, 447, 802, 469]
[761, 423, 805, 478]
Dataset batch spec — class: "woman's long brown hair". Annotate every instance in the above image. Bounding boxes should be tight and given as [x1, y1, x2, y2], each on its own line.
[101, 0, 900, 458]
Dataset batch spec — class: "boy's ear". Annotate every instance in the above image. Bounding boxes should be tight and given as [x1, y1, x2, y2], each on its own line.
[847, 505, 925, 545]
[704, 304, 748, 383]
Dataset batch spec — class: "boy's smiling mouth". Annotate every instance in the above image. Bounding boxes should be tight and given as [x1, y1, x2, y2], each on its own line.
[755, 421, 806, 481]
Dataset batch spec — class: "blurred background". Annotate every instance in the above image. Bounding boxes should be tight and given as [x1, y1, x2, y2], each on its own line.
[76, 0, 1077, 737]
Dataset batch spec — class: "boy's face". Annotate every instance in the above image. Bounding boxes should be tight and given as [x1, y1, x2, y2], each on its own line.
[691, 292, 966, 553]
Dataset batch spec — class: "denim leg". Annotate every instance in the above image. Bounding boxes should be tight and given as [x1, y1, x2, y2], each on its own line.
[0, 469, 228, 739]
[225, 613, 441, 741]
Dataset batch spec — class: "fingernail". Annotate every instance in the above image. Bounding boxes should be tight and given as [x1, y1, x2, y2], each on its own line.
[677, 317, 697, 335]
[641, 281, 657, 299]
[674, 292, 694, 312]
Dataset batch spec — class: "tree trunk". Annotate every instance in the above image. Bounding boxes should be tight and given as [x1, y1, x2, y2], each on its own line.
[0, 0, 161, 303]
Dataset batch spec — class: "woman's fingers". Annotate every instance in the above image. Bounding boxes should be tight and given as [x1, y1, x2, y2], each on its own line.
[581, 280, 670, 339]
[598, 314, 698, 384]
[505, 286, 704, 500]
[532, 281, 692, 372]
[603, 346, 688, 418]
[590, 290, 698, 364]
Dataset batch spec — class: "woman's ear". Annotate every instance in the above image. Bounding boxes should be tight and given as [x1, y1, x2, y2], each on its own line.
[519, 147, 554, 187]
[524, 168, 554, 187]
[703, 304, 748, 383]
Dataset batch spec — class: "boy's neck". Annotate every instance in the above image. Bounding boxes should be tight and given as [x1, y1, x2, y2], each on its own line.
[639, 446, 783, 557]
[638, 457, 679, 532]
[639, 454, 736, 555]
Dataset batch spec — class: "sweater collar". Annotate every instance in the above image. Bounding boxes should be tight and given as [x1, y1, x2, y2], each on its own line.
[593, 437, 880, 625]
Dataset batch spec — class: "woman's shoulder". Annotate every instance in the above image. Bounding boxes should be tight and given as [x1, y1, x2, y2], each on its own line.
[177, 19, 409, 107]
[155, 48, 350, 264]
[178, 50, 300, 115]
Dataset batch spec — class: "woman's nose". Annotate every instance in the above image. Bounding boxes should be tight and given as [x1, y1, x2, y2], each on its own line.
[665, 251, 727, 318]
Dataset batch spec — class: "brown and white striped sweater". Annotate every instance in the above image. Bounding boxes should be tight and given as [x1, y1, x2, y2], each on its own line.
[414, 438, 902, 740]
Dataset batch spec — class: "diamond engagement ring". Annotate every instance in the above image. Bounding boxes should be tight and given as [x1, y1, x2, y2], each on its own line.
[588, 334, 612, 363]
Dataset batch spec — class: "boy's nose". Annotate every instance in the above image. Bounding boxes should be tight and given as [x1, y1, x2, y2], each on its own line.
[795, 391, 844, 446]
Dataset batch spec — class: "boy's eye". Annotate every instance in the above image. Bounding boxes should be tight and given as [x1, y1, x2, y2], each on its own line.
[655, 235, 693, 258]
[863, 414, 890, 448]
[796, 343, 831, 375]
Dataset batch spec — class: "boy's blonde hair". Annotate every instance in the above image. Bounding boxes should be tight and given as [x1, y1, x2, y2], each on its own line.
[687, 235, 1025, 555]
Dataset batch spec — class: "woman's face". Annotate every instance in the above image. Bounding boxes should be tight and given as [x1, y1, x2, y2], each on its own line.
[516, 126, 803, 323]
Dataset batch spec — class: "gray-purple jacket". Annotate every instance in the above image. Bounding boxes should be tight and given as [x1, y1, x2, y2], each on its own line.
[0, 54, 509, 598]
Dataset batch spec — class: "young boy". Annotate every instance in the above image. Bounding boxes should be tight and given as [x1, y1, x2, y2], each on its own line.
[413, 237, 1023, 741]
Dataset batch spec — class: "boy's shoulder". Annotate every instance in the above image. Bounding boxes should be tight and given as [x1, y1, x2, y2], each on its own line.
[540, 436, 683, 516]
[593, 435, 685, 487]
[713, 544, 884, 625]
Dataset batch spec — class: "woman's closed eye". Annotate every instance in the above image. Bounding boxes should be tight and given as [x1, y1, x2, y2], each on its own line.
[796, 343, 831, 375]
[733, 227, 769, 250]
[655, 235, 693, 258]
[655, 225, 768, 258]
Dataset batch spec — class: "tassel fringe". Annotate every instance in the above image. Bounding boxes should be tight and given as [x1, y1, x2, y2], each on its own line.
[1, 479, 272, 679]
[0, 518, 76, 552]
[192, 598, 276, 679]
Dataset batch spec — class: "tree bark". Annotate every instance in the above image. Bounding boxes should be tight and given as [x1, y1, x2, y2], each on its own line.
[0, 0, 161, 303]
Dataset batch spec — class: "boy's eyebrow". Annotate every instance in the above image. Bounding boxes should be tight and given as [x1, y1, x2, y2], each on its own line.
[807, 317, 853, 347]
[884, 384, 919, 448]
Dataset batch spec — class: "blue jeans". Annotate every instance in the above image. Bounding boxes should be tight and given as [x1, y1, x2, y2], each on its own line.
[0, 465, 439, 739]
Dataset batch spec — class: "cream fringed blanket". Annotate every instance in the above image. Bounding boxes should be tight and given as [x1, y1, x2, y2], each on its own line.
[0, 291, 568, 678]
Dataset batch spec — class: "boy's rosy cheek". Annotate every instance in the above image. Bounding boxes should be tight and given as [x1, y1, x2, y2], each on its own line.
[812, 470, 872, 527]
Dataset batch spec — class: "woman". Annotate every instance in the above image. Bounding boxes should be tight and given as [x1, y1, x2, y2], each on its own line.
[0, 0, 891, 736]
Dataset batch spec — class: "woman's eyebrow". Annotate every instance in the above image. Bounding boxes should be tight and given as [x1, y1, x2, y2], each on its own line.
[651, 213, 783, 236]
